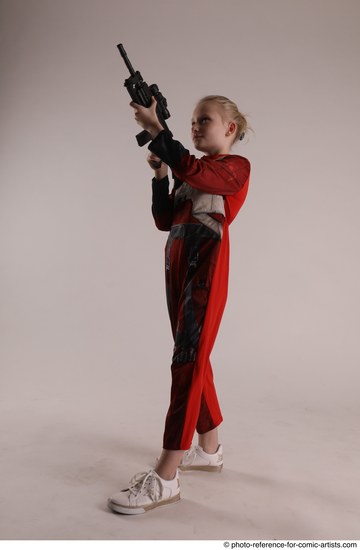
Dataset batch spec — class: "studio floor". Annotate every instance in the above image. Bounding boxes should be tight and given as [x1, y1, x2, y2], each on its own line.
[1, 384, 359, 541]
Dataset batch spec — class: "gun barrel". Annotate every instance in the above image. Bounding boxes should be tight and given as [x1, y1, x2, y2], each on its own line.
[117, 43, 136, 76]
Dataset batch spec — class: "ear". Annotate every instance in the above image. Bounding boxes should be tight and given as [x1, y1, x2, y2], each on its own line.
[226, 121, 237, 137]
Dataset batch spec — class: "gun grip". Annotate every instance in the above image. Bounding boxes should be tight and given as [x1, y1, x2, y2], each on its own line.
[136, 130, 152, 147]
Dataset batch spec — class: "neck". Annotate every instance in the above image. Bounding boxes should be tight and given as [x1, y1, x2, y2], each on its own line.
[205, 148, 231, 156]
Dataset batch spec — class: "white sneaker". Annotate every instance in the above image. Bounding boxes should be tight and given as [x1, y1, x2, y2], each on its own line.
[179, 444, 223, 472]
[107, 469, 180, 515]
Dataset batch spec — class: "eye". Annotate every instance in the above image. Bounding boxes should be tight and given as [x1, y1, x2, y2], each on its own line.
[200, 117, 210, 124]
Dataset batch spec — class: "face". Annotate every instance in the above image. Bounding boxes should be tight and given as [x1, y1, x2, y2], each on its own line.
[191, 101, 235, 156]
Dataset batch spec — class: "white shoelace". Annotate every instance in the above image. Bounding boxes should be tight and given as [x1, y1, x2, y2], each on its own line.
[128, 471, 163, 502]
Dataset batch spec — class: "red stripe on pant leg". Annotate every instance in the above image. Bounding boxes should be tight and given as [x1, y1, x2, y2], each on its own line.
[197, 360, 223, 433]
[195, 360, 223, 435]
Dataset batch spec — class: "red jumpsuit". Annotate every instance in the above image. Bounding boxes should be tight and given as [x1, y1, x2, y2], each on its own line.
[148, 130, 250, 450]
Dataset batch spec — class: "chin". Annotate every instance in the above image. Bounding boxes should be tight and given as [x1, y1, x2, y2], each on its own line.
[194, 144, 209, 154]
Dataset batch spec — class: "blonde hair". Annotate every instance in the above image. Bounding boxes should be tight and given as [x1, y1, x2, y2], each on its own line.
[197, 95, 251, 143]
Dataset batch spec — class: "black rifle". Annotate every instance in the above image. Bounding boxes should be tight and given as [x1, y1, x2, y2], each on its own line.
[117, 43, 172, 147]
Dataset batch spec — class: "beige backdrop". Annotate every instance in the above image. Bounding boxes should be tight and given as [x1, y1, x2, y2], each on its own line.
[1, 0, 359, 541]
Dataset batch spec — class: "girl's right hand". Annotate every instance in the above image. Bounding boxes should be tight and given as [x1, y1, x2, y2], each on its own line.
[147, 153, 168, 179]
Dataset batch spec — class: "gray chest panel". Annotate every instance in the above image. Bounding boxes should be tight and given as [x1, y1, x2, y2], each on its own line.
[174, 182, 225, 236]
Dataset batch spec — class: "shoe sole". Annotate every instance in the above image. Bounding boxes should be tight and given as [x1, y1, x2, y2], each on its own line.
[179, 464, 223, 472]
[107, 493, 180, 515]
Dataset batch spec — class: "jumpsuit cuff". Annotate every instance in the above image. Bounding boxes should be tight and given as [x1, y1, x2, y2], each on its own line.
[148, 130, 188, 172]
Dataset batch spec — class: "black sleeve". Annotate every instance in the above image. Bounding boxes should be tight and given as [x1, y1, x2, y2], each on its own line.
[148, 130, 188, 173]
[151, 175, 174, 231]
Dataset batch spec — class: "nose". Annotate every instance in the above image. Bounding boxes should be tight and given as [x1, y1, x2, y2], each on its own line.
[192, 124, 200, 136]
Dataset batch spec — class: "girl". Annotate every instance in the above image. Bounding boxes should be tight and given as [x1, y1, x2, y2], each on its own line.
[108, 95, 251, 514]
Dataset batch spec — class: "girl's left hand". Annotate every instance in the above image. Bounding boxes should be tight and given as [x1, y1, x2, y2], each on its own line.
[130, 97, 163, 138]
